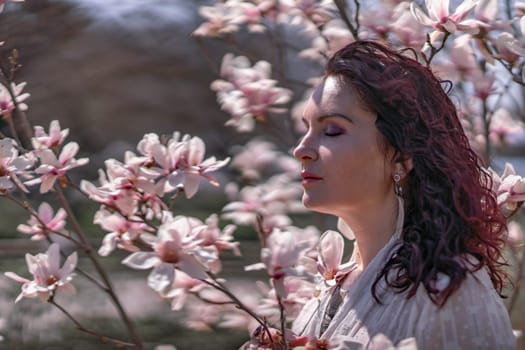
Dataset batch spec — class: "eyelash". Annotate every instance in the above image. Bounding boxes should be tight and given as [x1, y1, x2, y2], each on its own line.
[324, 125, 344, 136]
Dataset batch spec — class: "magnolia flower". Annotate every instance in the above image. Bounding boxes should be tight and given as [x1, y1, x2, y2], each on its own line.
[211, 54, 292, 132]
[0, 138, 34, 193]
[489, 108, 525, 147]
[4, 243, 77, 303]
[410, 0, 482, 34]
[280, 0, 336, 29]
[230, 139, 279, 180]
[316, 230, 355, 284]
[193, 3, 241, 37]
[31, 120, 69, 150]
[163, 270, 205, 311]
[17, 202, 67, 240]
[0, 81, 30, 115]
[94, 209, 147, 256]
[193, 214, 240, 255]
[507, 221, 524, 247]
[27, 142, 89, 193]
[228, 0, 267, 33]
[222, 174, 304, 232]
[164, 135, 230, 198]
[489, 163, 525, 216]
[122, 214, 213, 294]
[246, 228, 312, 297]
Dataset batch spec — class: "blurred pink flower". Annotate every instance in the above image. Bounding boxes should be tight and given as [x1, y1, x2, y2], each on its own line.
[389, 3, 426, 48]
[410, 0, 482, 34]
[281, 0, 336, 29]
[194, 214, 240, 256]
[489, 108, 525, 147]
[94, 209, 147, 256]
[17, 202, 67, 240]
[31, 120, 69, 150]
[211, 54, 292, 132]
[4, 243, 77, 303]
[27, 141, 89, 193]
[163, 270, 205, 311]
[246, 228, 311, 297]
[122, 214, 213, 294]
[0, 81, 29, 115]
[489, 163, 525, 216]
[507, 221, 524, 247]
[0, 138, 34, 193]
[193, 3, 239, 37]
[222, 175, 304, 231]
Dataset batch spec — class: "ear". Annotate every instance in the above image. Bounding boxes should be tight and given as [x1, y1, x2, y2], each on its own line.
[392, 154, 413, 180]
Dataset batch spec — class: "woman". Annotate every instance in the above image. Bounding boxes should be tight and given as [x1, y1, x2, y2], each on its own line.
[290, 40, 516, 349]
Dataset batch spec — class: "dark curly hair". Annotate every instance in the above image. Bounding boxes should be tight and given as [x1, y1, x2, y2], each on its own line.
[325, 40, 508, 306]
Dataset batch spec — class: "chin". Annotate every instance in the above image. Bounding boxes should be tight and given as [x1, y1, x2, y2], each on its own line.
[302, 195, 334, 215]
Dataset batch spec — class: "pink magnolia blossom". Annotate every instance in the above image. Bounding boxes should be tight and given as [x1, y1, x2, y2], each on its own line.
[280, 0, 336, 29]
[193, 214, 240, 256]
[31, 120, 69, 150]
[17, 202, 67, 240]
[299, 20, 353, 62]
[0, 138, 34, 193]
[164, 134, 230, 198]
[410, 0, 483, 34]
[4, 243, 77, 303]
[507, 221, 524, 247]
[489, 108, 525, 147]
[163, 270, 205, 311]
[81, 155, 159, 217]
[227, 0, 267, 33]
[27, 142, 89, 193]
[246, 228, 312, 297]
[316, 230, 355, 284]
[389, 3, 426, 48]
[489, 163, 525, 216]
[193, 3, 240, 37]
[94, 209, 148, 256]
[211, 54, 292, 132]
[0, 81, 29, 115]
[122, 214, 214, 294]
[222, 175, 304, 232]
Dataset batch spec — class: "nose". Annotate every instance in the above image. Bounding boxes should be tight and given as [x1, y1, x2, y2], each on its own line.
[293, 135, 318, 161]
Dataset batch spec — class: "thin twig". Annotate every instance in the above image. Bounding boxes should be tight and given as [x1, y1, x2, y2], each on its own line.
[276, 293, 289, 350]
[50, 299, 137, 349]
[333, 0, 359, 39]
[53, 185, 144, 349]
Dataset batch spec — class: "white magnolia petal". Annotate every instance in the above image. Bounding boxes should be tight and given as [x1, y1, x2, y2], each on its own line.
[148, 263, 175, 293]
[122, 252, 160, 269]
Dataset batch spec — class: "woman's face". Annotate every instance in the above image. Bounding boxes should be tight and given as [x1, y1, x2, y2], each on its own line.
[293, 75, 395, 217]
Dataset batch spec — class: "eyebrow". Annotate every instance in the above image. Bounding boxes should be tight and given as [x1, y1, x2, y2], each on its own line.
[302, 113, 353, 126]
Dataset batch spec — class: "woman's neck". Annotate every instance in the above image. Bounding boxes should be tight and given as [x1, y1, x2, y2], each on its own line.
[339, 193, 399, 270]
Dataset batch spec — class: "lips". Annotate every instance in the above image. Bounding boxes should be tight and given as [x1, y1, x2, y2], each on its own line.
[301, 171, 322, 185]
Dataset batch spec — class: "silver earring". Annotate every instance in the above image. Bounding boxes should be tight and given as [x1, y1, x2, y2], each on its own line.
[393, 173, 403, 196]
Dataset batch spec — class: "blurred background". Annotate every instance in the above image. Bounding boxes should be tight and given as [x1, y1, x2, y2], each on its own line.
[0, 0, 524, 349]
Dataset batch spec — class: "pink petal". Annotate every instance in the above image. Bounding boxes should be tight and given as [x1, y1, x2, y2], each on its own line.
[188, 137, 205, 165]
[122, 252, 160, 269]
[59, 251, 77, 279]
[148, 263, 175, 292]
[59, 142, 79, 163]
[183, 173, 201, 199]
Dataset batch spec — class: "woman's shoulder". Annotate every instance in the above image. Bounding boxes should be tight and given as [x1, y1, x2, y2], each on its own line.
[412, 266, 516, 349]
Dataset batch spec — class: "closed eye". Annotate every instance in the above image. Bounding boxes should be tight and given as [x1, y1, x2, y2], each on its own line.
[324, 124, 344, 136]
